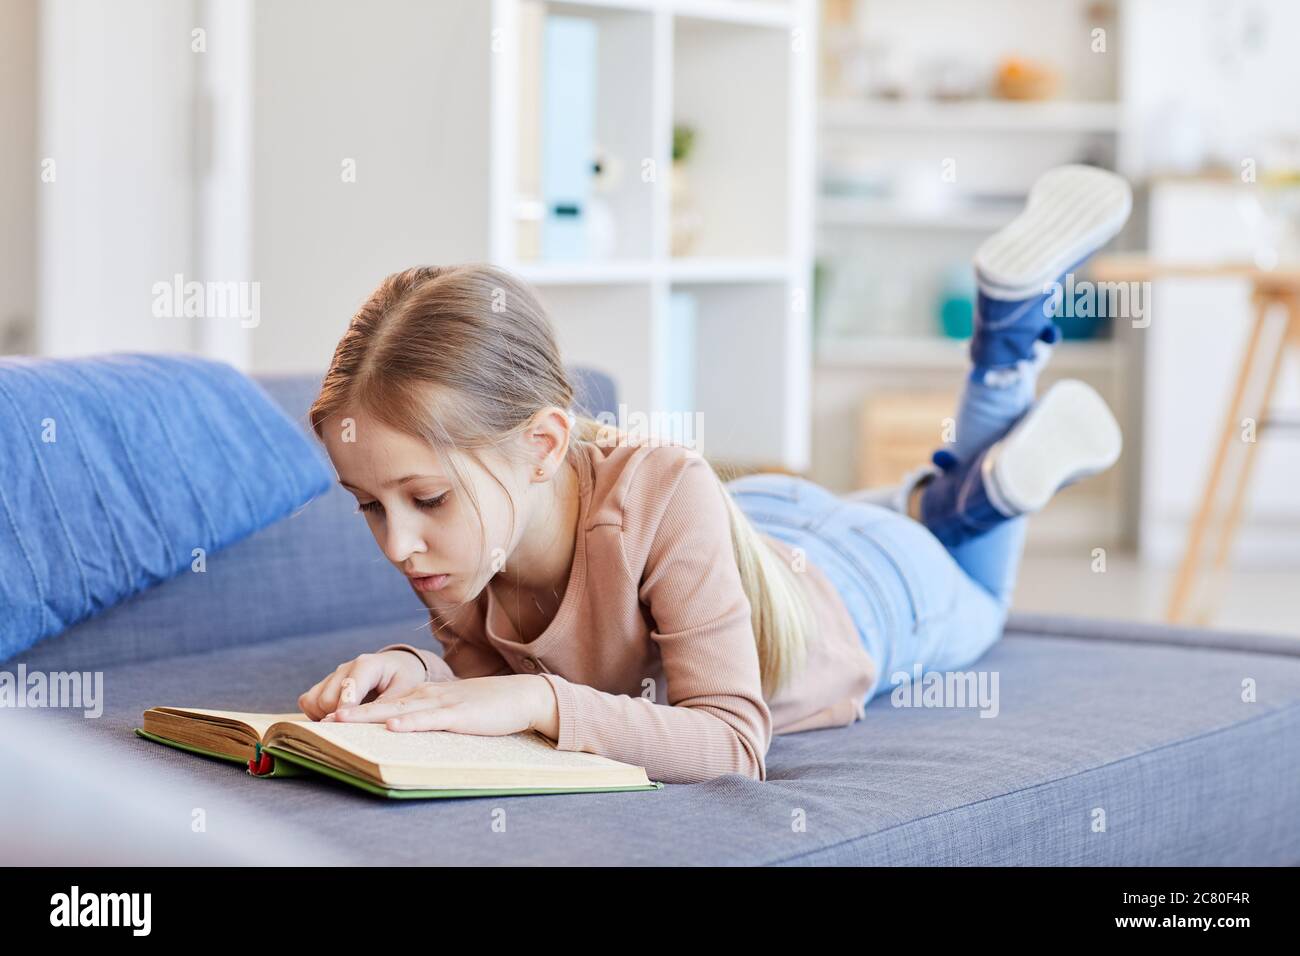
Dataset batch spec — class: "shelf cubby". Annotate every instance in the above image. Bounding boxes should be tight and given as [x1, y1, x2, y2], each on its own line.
[490, 0, 816, 470]
[531, 281, 659, 415]
[513, 0, 656, 262]
[671, 15, 791, 258]
[668, 280, 807, 468]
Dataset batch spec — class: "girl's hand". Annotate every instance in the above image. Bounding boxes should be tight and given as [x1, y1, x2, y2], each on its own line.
[325, 674, 557, 738]
[298, 650, 428, 721]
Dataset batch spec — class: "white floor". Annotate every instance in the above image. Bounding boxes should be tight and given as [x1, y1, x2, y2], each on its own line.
[1012, 550, 1300, 639]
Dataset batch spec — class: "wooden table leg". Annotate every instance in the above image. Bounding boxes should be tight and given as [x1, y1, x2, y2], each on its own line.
[1166, 288, 1274, 623]
[1199, 292, 1298, 624]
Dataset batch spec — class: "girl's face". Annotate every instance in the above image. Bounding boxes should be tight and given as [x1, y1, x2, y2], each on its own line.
[322, 408, 529, 609]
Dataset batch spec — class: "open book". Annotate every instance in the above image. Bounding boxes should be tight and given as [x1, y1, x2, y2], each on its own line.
[135, 706, 661, 799]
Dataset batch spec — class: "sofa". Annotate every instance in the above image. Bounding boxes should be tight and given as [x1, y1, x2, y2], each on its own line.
[5, 371, 1299, 865]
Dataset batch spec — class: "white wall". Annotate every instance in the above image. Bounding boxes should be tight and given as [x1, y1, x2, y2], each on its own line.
[37, 0, 198, 357]
[248, 0, 493, 373]
[0, 0, 38, 355]
[1120, 0, 1300, 177]
[194, 0, 255, 370]
[33, 0, 494, 371]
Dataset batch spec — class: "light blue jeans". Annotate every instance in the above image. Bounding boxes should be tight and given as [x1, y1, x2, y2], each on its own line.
[725, 363, 1038, 702]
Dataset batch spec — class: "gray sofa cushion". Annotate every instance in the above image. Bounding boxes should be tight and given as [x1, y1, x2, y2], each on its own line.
[15, 612, 1299, 865]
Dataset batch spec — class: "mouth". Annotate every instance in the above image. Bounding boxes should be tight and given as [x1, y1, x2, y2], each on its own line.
[407, 573, 451, 593]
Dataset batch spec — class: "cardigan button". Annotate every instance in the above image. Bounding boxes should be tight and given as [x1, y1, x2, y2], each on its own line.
[522, 657, 538, 672]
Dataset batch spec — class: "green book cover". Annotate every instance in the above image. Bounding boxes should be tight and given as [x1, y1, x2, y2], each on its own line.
[134, 727, 664, 799]
[134, 728, 306, 778]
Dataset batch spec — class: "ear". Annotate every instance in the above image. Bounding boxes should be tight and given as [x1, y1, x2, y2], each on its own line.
[523, 406, 573, 478]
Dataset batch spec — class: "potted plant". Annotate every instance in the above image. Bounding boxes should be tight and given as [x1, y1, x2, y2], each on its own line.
[671, 124, 703, 256]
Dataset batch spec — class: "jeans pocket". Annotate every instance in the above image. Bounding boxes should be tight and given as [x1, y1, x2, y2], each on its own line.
[852, 516, 967, 631]
[846, 520, 928, 626]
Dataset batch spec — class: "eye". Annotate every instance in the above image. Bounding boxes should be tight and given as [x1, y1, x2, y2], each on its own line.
[355, 492, 449, 516]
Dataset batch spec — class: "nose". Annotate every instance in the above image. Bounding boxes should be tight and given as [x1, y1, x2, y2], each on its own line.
[381, 515, 427, 567]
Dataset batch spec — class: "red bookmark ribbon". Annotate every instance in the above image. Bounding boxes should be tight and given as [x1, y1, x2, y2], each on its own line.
[248, 742, 275, 776]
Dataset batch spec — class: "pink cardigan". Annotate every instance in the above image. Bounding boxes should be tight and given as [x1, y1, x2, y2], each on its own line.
[381, 439, 876, 785]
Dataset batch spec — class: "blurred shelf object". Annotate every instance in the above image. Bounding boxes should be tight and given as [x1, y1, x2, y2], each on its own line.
[817, 335, 1124, 372]
[540, 0, 794, 27]
[668, 0, 795, 28]
[820, 98, 1123, 134]
[515, 255, 794, 284]
[514, 260, 659, 284]
[857, 389, 958, 488]
[668, 256, 794, 282]
[818, 197, 1021, 231]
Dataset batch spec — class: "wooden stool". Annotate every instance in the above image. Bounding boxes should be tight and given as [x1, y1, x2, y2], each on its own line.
[1093, 256, 1300, 625]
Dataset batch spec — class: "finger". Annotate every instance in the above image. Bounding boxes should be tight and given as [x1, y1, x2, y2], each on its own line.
[339, 676, 359, 707]
[386, 708, 459, 732]
[345, 656, 391, 704]
[313, 669, 350, 716]
[298, 677, 335, 720]
[317, 657, 384, 715]
[375, 679, 417, 702]
[332, 660, 383, 708]
[334, 690, 443, 723]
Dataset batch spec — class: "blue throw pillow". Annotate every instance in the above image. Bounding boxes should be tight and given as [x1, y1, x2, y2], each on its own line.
[0, 353, 333, 659]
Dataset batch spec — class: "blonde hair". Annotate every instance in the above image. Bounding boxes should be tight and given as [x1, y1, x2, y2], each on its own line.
[308, 264, 815, 697]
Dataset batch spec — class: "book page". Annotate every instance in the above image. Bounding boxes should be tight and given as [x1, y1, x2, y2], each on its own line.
[285, 721, 636, 772]
[157, 707, 310, 740]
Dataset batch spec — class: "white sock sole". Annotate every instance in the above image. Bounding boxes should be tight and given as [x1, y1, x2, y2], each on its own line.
[974, 165, 1133, 301]
[986, 379, 1122, 515]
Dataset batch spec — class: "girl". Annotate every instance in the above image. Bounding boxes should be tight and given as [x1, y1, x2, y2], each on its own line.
[298, 165, 1130, 786]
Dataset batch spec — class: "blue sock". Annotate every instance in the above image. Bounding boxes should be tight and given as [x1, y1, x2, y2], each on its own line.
[918, 445, 1013, 547]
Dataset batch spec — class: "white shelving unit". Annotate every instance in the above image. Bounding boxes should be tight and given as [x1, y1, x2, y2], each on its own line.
[489, 0, 816, 470]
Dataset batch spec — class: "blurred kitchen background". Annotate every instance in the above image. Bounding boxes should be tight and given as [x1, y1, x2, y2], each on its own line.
[2, 0, 1298, 634]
